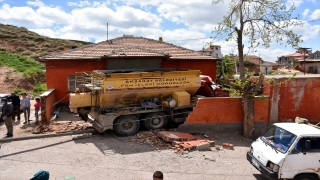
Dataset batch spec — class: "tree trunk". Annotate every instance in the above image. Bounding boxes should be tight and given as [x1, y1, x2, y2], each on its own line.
[243, 95, 254, 138]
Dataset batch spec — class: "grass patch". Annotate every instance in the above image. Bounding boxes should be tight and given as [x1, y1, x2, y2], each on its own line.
[34, 83, 47, 96]
[13, 88, 23, 95]
[0, 51, 44, 78]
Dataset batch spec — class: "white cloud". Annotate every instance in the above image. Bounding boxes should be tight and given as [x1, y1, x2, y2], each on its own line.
[27, 0, 45, 7]
[0, 0, 318, 62]
[157, 0, 229, 32]
[310, 9, 320, 20]
[67, 1, 91, 7]
[287, 0, 304, 7]
[302, 9, 310, 18]
[0, 0, 4, 2]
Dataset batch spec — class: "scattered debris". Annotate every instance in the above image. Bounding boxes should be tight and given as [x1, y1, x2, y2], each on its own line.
[204, 157, 216, 162]
[215, 135, 220, 139]
[36, 121, 92, 133]
[173, 139, 214, 151]
[215, 146, 221, 151]
[65, 175, 75, 180]
[196, 142, 211, 151]
[203, 134, 209, 138]
[157, 131, 195, 142]
[222, 143, 234, 150]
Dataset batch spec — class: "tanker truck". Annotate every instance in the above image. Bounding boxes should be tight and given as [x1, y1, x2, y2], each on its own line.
[69, 68, 229, 136]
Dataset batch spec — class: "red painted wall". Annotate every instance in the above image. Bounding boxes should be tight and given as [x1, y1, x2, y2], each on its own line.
[185, 97, 269, 124]
[265, 77, 320, 122]
[45, 60, 106, 102]
[40, 89, 56, 122]
[162, 60, 217, 82]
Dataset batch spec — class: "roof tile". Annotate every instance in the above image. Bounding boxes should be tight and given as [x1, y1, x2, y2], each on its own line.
[41, 36, 218, 60]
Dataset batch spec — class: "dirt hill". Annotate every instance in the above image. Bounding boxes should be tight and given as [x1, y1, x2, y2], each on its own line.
[0, 24, 92, 96]
[0, 24, 92, 60]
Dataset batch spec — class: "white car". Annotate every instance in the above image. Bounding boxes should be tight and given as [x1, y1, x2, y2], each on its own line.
[247, 122, 320, 180]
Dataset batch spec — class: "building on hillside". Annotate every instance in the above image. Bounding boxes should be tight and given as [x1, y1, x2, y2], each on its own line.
[277, 49, 312, 68]
[233, 55, 262, 65]
[40, 35, 220, 102]
[233, 55, 278, 70]
[296, 50, 320, 74]
[198, 45, 222, 58]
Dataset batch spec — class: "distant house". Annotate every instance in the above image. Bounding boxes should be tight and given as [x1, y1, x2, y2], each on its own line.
[277, 49, 311, 68]
[233, 55, 262, 65]
[40, 35, 220, 102]
[296, 50, 320, 74]
[233, 55, 278, 71]
[198, 45, 222, 58]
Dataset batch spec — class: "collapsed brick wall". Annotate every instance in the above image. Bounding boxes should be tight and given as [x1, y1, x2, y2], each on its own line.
[40, 89, 56, 123]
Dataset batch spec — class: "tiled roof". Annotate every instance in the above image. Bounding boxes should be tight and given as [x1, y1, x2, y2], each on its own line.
[233, 55, 262, 65]
[286, 52, 309, 57]
[40, 36, 218, 61]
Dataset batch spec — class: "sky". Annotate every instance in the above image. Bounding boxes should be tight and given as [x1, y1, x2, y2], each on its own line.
[0, 0, 319, 62]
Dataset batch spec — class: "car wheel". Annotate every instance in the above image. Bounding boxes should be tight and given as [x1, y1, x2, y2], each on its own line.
[294, 174, 317, 180]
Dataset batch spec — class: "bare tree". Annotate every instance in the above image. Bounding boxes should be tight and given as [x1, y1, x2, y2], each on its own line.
[212, 0, 304, 138]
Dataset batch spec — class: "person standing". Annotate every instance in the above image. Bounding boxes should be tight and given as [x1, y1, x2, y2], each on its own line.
[7, 92, 21, 121]
[21, 93, 31, 124]
[1, 98, 13, 137]
[34, 98, 41, 123]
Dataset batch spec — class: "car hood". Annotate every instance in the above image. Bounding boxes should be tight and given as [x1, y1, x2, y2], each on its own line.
[251, 138, 286, 165]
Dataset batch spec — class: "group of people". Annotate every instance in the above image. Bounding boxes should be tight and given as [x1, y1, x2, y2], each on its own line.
[1, 92, 41, 138]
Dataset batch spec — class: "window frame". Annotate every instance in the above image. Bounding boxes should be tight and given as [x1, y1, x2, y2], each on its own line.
[67, 75, 83, 91]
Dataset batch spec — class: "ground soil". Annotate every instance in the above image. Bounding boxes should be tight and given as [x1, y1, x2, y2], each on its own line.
[0, 109, 268, 180]
[0, 66, 34, 94]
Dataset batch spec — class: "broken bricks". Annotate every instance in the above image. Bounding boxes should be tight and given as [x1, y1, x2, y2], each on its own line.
[222, 143, 234, 150]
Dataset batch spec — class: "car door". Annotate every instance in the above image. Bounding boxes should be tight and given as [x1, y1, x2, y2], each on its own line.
[281, 137, 320, 179]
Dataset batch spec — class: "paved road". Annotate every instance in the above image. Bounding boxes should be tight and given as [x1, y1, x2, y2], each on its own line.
[0, 126, 268, 180]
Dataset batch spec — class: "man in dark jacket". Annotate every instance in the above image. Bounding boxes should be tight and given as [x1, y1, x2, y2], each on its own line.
[1, 98, 13, 137]
[7, 92, 20, 121]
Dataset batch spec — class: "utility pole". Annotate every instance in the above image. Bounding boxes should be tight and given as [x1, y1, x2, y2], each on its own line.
[221, 58, 224, 79]
[300, 47, 312, 75]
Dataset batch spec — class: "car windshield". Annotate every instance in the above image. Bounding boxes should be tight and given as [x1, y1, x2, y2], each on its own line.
[260, 125, 297, 153]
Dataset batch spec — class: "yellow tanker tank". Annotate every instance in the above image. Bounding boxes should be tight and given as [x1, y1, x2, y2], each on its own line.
[69, 69, 203, 136]
[70, 69, 201, 111]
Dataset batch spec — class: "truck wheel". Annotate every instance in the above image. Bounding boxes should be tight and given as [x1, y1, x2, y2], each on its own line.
[143, 112, 167, 130]
[113, 115, 140, 136]
[294, 174, 317, 180]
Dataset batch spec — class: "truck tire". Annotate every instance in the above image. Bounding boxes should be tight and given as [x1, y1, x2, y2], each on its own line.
[294, 174, 318, 180]
[113, 115, 140, 136]
[143, 112, 167, 130]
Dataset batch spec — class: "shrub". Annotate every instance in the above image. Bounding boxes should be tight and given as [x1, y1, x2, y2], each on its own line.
[34, 36, 46, 42]
[33, 83, 47, 96]
[13, 88, 23, 95]
[22, 50, 32, 55]
[15, 47, 24, 52]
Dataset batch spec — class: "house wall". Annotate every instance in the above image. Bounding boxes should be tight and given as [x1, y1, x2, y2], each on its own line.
[46, 59, 217, 103]
[40, 89, 55, 123]
[300, 62, 320, 74]
[162, 60, 217, 82]
[265, 77, 320, 123]
[45, 59, 106, 103]
[178, 97, 269, 134]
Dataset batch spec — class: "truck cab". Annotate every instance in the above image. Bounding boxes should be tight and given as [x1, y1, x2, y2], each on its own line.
[196, 75, 230, 97]
[247, 122, 320, 180]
